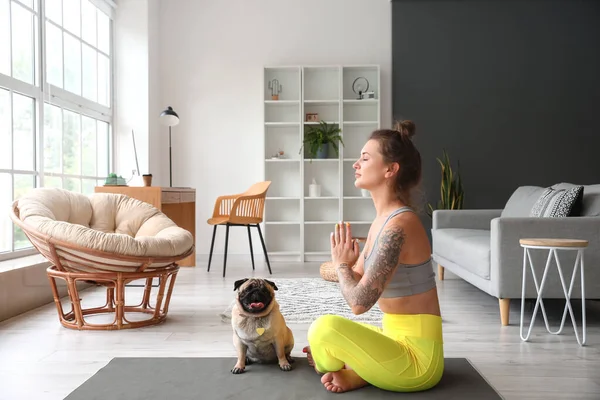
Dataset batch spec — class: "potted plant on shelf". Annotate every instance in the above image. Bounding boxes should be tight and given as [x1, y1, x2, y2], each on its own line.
[299, 121, 344, 162]
[104, 173, 127, 186]
[426, 149, 464, 218]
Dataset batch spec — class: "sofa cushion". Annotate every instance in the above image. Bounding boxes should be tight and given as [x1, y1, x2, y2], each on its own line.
[501, 186, 546, 217]
[15, 187, 194, 258]
[552, 183, 600, 217]
[582, 184, 600, 216]
[433, 229, 491, 280]
[530, 185, 584, 217]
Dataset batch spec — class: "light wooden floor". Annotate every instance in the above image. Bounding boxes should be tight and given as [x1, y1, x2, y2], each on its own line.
[1, 260, 599, 400]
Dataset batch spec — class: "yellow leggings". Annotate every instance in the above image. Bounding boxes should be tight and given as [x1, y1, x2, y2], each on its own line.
[307, 313, 444, 392]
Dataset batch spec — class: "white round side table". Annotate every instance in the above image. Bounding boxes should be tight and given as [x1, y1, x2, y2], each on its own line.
[519, 238, 587, 346]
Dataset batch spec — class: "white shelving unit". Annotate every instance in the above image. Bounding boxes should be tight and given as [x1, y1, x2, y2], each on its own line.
[263, 65, 380, 262]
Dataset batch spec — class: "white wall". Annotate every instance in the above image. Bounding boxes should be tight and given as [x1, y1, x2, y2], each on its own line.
[147, 0, 163, 185]
[156, 0, 392, 258]
[114, 0, 149, 180]
[114, 0, 162, 184]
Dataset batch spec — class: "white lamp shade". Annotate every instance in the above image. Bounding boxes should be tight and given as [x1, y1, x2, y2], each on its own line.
[160, 114, 179, 126]
[159, 106, 180, 127]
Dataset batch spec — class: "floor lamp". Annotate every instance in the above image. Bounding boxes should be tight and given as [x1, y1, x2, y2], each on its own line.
[159, 106, 180, 187]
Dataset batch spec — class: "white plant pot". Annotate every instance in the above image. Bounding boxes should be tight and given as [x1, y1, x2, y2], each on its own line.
[361, 189, 371, 198]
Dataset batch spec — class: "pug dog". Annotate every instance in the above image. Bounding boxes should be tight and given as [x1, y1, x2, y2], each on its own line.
[230, 278, 294, 374]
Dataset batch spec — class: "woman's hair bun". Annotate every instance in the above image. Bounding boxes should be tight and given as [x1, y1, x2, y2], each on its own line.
[394, 120, 416, 139]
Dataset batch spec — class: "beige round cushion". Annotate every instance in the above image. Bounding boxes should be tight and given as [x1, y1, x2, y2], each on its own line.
[320, 261, 338, 282]
[15, 188, 194, 259]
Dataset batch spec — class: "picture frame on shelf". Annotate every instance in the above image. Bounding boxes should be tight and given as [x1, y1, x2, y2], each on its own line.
[306, 113, 319, 122]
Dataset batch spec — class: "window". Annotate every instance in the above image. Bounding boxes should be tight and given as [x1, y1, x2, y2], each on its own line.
[0, 0, 115, 260]
[42, 105, 110, 192]
[45, 0, 111, 105]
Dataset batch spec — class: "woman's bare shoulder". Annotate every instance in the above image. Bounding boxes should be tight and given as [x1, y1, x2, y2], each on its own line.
[379, 211, 429, 252]
[389, 211, 431, 257]
[385, 209, 424, 234]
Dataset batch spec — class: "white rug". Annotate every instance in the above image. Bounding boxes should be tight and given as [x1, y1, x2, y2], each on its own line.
[219, 278, 384, 325]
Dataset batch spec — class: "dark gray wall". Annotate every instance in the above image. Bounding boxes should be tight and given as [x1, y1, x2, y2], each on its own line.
[391, 0, 600, 230]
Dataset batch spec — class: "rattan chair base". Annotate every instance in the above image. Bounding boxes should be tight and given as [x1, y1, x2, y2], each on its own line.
[46, 264, 180, 331]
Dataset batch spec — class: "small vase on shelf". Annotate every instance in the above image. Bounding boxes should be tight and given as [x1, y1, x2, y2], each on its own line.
[309, 178, 321, 197]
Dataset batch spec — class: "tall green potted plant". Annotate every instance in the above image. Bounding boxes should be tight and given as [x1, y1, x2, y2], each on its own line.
[426, 149, 464, 218]
[299, 121, 344, 161]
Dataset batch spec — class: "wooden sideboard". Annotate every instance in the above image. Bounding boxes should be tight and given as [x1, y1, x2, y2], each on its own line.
[94, 186, 196, 267]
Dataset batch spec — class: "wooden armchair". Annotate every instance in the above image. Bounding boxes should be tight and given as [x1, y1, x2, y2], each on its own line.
[207, 181, 272, 277]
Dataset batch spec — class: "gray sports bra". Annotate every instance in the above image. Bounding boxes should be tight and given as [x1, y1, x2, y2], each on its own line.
[364, 206, 436, 298]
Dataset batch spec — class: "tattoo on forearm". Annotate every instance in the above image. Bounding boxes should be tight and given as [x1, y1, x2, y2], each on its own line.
[338, 226, 406, 312]
[336, 262, 363, 287]
[336, 262, 355, 283]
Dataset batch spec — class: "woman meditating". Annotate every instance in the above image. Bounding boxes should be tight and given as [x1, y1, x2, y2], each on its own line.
[303, 120, 444, 393]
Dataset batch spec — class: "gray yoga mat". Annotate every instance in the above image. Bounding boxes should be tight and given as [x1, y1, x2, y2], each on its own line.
[65, 357, 503, 400]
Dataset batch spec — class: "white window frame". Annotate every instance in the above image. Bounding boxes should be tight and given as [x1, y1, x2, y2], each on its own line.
[0, 0, 116, 261]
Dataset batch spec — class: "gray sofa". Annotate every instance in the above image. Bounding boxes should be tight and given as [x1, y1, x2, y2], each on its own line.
[432, 182, 600, 326]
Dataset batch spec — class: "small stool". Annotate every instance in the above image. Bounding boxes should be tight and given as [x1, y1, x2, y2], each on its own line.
[519, 238, 587, 346]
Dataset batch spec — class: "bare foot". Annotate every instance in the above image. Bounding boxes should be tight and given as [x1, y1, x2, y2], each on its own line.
[303, 346, 350, 375]
[303, 346, 322, 375]
[302, 346, 314, 367]
[321, 369, 368, 393]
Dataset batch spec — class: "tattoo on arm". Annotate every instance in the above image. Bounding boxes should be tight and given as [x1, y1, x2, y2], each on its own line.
[337, 226, 406, 313]
[336, 263, 362, 282]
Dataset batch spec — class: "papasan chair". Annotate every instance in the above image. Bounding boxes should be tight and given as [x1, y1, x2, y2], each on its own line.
[10, 187, 194, 330]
